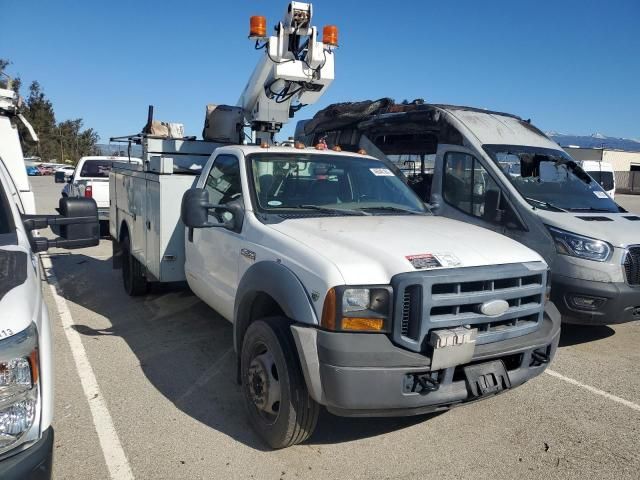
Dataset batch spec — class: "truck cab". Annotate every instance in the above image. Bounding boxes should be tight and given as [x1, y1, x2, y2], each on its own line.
[297, 101, 640, 325]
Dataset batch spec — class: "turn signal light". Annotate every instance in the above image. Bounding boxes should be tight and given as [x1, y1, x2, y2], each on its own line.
[260, 141, 270, 149]
[321, 288, 337, 330]
[322, 25, 339, 47]
[342, 317, 385, 332]
[295, 141, 306, 149]
[331, 145, 342, 152]
[357, 148, 367, 155]
[249, 15, 267, 38]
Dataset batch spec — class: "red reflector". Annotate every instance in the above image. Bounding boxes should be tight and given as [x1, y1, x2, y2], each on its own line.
[84, 185, 93, 198]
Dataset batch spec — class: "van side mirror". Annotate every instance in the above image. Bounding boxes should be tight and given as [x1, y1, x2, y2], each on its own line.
[22, 197, 100, 252]
[181, 188, 244, 234]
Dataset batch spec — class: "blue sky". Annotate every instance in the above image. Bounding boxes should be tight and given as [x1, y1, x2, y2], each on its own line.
[2, 0, 639, 143]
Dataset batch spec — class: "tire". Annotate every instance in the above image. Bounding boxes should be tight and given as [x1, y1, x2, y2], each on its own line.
[241, 318, 319, 449]
[121, 234, 148, 296]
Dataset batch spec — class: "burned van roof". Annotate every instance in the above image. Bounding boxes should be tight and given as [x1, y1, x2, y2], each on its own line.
[305, 99, 560, 150]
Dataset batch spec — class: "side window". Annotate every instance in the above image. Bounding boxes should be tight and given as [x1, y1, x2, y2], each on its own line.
[443, 152, 502, 223]
[205, 154, 242, 205]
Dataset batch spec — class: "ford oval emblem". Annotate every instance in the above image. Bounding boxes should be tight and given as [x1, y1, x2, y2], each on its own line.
[479, 299, 509, 317]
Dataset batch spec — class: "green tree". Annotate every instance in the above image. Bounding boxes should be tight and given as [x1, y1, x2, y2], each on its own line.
[3, 59, 100, 163]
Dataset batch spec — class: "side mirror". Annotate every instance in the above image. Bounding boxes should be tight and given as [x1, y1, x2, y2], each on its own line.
[181, 188, 244, 233]
[22, 197, 100, 252]
[54, 171, 66, 183]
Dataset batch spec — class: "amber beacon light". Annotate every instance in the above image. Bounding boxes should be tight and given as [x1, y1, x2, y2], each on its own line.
[249, 15, 267, 38]
[322, 25, 339, 46]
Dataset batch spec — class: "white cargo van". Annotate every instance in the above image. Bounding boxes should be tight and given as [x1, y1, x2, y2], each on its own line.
[579, 160, 616, 198]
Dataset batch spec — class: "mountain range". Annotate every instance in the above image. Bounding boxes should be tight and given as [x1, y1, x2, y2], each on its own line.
[547, 132, 640, 152]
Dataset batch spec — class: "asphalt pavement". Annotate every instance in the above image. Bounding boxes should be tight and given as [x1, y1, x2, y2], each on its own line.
[32, 176, 640, 480]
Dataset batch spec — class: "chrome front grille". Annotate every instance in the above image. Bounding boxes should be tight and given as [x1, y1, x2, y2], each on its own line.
[392, 263, 547, 353]
[623, 246, 640, 285]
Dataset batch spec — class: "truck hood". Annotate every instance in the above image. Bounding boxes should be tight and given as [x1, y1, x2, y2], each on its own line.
[0, 245, 39, 334]
[534, 210, 640, 248]
[268, 215, 544, 284]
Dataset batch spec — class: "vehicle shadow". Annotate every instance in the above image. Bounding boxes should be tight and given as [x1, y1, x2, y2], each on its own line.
[46, 252, 433, 450]
[558, 323, 615, 347]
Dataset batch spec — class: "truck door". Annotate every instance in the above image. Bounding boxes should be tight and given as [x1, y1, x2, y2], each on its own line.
[187, 153, 243, 321]
[430, 145, 525, 236]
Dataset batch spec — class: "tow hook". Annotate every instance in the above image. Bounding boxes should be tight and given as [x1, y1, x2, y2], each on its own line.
[530, 348, 551, 366]
[404, 372, 440, 395]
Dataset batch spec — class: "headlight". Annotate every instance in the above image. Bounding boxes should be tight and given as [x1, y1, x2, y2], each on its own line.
[0, 324, 39, 454]
[547, 226, 612, 262]
[321, 286, 392, 332]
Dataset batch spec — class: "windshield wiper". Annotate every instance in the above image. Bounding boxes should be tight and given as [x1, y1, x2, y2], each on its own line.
[357, 206, 426, 215]
[566, 206, 614, 213]
[297, 205, 370, 216]
[524, 197, 567, 212]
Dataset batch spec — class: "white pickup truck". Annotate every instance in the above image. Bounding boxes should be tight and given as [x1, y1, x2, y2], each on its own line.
[60, 156, 141, 226]
[0, 87, 99, 478]
[110, 139, 561, 448]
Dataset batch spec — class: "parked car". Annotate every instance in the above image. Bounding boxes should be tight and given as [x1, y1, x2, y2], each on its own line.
[36, 164, 54, 176]
[26, 165, 39, 176]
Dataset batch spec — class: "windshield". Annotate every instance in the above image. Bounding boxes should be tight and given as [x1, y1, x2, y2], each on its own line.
[484, 145, 620, 213]
[585, 170, 614, 191]
[79, 160, 113, 178]
[249, 153, 427, 215]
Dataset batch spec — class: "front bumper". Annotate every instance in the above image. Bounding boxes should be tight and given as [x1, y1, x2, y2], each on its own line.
[0, 427, 54, 480]
[292, 303, 561, 417]
[551, 273, 640, 325]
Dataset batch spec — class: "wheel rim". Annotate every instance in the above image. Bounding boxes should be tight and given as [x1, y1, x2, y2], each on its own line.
[247, 341, 281, 424]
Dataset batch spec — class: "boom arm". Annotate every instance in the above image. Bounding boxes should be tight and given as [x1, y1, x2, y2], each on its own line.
[238, 2, 335, 143]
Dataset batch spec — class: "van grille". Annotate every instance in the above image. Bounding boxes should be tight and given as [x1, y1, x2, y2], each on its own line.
[392, 263, 547, 353]
[623, 247, 640, 285]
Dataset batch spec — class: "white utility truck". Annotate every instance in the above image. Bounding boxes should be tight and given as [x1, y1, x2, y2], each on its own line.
[297, 99, 640, 325]
[110, 2, 560, 449]
[0, 81, 99, 478]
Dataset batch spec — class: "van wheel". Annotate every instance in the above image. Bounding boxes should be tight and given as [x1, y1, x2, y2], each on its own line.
[121, 234, 147, 296]
[241, 318, 319, 449]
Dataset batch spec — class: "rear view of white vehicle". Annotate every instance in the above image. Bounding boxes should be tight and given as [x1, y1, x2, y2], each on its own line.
[61, 156, 141, 232]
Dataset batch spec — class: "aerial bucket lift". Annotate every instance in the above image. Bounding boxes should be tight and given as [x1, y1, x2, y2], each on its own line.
[238, 1, 337, 144]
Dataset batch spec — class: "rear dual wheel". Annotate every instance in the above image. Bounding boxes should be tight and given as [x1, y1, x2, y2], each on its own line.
[241, 318, 319, 449]
[121, 234, 148, 296]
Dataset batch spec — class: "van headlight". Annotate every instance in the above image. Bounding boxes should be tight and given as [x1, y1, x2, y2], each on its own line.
[0, 324, 39, 454]
[321, 286, 392, 332]
[547, 226, 612, 262]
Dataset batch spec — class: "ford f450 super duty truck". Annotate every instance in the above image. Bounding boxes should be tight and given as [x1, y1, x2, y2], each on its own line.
[109, 2, 560, 448]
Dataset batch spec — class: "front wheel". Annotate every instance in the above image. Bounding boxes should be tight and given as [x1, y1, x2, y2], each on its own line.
[241, 318, 319, 449]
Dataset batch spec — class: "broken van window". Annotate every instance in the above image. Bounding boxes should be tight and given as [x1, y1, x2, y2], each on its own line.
[484, 145, 620, 213]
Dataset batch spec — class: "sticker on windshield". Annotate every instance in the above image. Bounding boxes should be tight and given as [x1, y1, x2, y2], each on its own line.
[370, 168, 394, 176]
[268, 200, 283, 207]
[594, 191, 608, 199]
[406, 254, 442, 269]
[434, 252, 462, 268]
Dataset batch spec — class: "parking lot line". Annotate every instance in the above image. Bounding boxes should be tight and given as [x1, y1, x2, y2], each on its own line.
[42, 256, 135, 480]
[545, 368, 640, 412]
